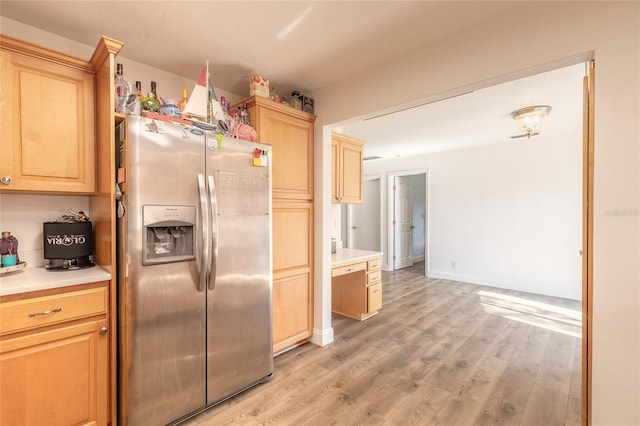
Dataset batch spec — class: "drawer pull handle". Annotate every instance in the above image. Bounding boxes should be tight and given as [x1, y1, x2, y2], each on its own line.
[28, 307, 63, 317]
[99, 326, 108, 335]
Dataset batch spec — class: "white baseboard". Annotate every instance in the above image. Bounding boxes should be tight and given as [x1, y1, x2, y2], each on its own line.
[427, 269, 581, 301]
[310, 326, 334, 347]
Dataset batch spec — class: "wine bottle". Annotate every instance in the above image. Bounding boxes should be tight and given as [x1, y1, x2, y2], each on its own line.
[150, 81, 162, 106]
[133, 81, 143, 115]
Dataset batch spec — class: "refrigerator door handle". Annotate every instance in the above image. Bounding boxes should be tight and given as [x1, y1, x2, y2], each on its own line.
[207, 174, 218, 291]
[197, 173, 210, 292]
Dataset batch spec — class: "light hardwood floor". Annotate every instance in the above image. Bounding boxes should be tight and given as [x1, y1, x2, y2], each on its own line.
[185, 262, 582, 425]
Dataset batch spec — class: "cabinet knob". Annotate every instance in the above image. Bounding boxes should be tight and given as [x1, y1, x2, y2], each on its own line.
[1, 176, 12, 185]
[99, 326, 109, 335]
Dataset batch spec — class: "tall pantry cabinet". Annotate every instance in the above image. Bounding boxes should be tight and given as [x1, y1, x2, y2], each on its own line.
[240, 96, 316, 353]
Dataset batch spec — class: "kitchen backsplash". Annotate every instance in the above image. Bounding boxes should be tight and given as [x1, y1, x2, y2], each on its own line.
[0, 194, 90, 268]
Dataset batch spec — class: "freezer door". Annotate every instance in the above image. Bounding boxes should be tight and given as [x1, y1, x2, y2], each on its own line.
[205, 137, 274, 404]
[121, 116, 207, 426]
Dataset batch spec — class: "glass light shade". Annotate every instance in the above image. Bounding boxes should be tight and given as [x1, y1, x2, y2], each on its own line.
[511, 105, 552, 136]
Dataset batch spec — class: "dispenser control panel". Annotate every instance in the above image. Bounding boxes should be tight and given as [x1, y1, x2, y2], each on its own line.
[142, 205, 196, 265]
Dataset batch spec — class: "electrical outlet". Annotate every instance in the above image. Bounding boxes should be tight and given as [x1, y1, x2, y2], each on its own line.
[451, 260, 457, 270]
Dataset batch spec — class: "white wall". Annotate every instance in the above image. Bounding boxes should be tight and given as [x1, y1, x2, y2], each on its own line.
[312, 2, 639, 424]
[366, 134, 582, 300]
[344, 177, 382, 252]
[0, 194, 90, 268]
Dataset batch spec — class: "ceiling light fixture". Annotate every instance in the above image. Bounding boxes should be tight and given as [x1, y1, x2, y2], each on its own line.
[510, 105, 552, 138]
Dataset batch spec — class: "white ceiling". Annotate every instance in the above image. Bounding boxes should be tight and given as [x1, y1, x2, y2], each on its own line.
[339, 63, 585, 159]
[0, 1, 583, 158]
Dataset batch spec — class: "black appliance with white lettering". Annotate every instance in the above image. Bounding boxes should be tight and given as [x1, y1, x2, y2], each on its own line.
[43, 221, 95, 270]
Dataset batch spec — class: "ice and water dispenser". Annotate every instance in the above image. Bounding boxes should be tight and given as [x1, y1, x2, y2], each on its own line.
[142, 205, 196, 265]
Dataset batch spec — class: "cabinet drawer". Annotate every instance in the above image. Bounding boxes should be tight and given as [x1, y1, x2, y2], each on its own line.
[367, 283, 382, 313]
[332, 262, 366, 277]
[0, 287, 107, 335]
[367, 257, 381, 271]
[367, 270, 381, 285]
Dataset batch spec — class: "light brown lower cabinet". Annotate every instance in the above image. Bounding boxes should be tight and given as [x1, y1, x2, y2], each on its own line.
[331, 256, 383, 321]
[273, 272, 312, 353]
[0, 283, 109, 426]
[272, 201, 314, 353]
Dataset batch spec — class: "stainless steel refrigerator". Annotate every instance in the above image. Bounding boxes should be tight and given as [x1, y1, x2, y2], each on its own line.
[118, 115, 273, 425]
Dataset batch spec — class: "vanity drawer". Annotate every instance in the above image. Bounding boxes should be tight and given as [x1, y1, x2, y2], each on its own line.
[332, 261, 366, 277]
[0, 286, 107, 335]
[367, 257, 381, 271]
[367, 283, 382, 313]
[367, 270, 381, 285]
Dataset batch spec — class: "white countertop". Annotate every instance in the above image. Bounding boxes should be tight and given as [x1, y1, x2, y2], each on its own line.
[0, 265, 112, 297]
[331, 248, 383, 267]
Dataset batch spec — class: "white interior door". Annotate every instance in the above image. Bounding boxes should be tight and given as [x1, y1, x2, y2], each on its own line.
[394, 176, 414, 270]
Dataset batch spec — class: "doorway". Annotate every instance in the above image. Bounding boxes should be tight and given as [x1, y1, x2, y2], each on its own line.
[388, 171, 428, 273]
[324, 59, 594, 423]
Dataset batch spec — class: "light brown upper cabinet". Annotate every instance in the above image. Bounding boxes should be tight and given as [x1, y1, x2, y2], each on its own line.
[332, 132, 365, 204]
[0, 35, 96, 194]
[242, 96, 315, 201]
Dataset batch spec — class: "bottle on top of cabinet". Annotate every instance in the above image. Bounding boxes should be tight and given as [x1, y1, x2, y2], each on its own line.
[114, 63, 133, 114]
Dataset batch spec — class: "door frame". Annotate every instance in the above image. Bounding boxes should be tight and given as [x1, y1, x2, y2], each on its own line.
[386, 169, 429, 273]
[582, 59, 594, 426]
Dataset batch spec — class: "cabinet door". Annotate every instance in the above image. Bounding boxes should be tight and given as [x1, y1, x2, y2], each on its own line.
[339, 138, 364, 204]
[0, 48, 95, 193]
[273, 272, 312, 353]
[273, 202, 313, 272]
[257, 107, 313, 200]
[0, 319, 108, 426]
[331, 133, 365, 204]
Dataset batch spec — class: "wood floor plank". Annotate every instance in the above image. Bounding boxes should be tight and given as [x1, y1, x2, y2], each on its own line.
[520, 328, 577, 426]
[181, 262, 582, 426]
[384, 380, 452, 425]
[565, 338, 582, 426]
[431, 355, 509, 426]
